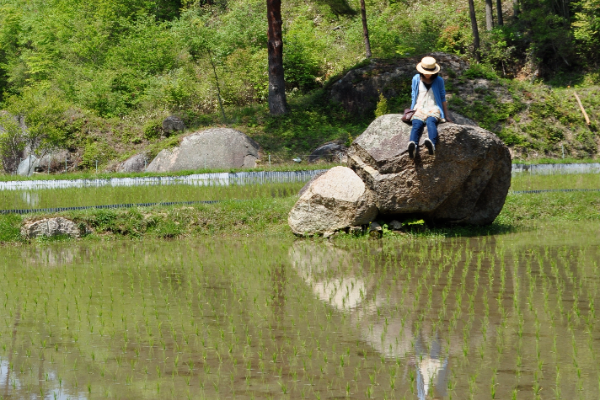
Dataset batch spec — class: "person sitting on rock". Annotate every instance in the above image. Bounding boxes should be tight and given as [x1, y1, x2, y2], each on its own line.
[407, 56, 453, 158]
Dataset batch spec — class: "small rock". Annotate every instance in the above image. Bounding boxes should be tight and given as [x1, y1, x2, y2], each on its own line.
[474, 79, 490, 90]
[323, 231, 337, 239]
[309, 142, 347, 163]
[348, 225, 364, 235]
[21, 217, 83, 239]
[368, 222, 382, 238]
[162, 116, 185, 134]
[389, 220, 403, 230]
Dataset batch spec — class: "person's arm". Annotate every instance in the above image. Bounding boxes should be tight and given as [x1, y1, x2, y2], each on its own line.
[438, 77, 453, 123]
[410, 75, 418, 110]
[442, 101, 453, 123]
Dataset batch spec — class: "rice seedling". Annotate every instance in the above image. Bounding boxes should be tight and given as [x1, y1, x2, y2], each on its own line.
[0, 221, 597, 398]
[1, 181, 305, 211]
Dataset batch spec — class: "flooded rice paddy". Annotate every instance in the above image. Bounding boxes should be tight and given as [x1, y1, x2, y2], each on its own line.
[1, 223, 599, 399]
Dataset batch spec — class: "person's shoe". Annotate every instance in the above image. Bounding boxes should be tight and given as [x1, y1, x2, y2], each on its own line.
[424, 139, 435, 155]
[407, 141, 416, 158]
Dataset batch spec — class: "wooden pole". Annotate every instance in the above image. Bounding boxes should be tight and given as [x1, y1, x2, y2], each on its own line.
[574, 92, 590, 126]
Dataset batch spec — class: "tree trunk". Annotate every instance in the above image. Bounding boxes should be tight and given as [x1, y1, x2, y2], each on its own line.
[468, 0, 481, 61]
[267, 0, 287, 115]
[496, 0, 504, 25]
[485, 0, 494, 30]
[359, 0, 372, 58]
[513, 0, 519, 17]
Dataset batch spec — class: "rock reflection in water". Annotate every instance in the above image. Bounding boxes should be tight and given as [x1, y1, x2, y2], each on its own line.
[20, 191, 40, 207]
[21, 246, 76, 267]
[290, 241, 450, 399]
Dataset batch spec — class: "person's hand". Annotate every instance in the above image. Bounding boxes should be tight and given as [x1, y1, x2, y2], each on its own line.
[445, 118, 454, 123]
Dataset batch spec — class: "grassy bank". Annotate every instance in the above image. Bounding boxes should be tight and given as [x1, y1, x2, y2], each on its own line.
[2, 190, 599, 244]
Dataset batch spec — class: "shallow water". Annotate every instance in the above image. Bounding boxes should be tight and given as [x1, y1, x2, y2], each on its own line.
[1, 224, 599, 399]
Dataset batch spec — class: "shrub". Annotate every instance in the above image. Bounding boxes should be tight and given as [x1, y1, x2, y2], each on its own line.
[81, 141, 116, 169]
[375, 94, 390, 117]
[143, 120, 163, 140]
[0, 112, 25, 172]
[463, 64, 499, 80]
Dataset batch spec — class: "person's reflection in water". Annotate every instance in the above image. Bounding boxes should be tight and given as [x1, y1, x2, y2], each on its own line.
[415, 332, 449, 400]
[290, 241, 452, 398]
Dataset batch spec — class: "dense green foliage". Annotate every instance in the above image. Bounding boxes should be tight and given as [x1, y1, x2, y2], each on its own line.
[0, 0, 598, 169]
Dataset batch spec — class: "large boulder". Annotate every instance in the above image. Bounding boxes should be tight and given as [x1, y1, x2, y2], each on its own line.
[17, 155, 39, 176]
[21, 217, 82, 239]
[288, 166, 378, 236]
[37, 149, 70, 172]
[117, 153, 148, 173]
[146, 128, 260, 172]
[348, 114, 511, 225]
[328, 53, 469, 116]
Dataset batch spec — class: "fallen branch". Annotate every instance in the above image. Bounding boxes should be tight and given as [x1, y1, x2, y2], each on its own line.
[574, 92, 591, 126]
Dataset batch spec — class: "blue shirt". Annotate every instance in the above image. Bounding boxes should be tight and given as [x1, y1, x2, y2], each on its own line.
[410, 74, 447, 119]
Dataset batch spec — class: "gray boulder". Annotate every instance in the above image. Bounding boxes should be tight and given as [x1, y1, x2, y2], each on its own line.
[328, 53, 469, 116]
[447, 110, 477, 127]
[162, 116, 185, 134]
[117, 153, 148, 173]
[17, 155, 39, 176]
[21, 217, 82, 239]
[146, 128, 260, 172]
[348, 114, 511, 225]
[37, 149, 70, 172]
[309, 142, 346, 163]
[288, 166, 378, 236]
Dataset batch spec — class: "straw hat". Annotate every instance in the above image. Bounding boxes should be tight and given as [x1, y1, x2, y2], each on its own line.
[416, 56, 441, 74]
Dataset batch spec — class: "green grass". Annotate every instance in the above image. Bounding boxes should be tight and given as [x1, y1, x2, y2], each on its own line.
[511, 173, 600, 191]
[0, 181, 305, 210]
[499, 191, 600, 225]
[512, 157, 600, 164]
[9, 197, 298, 241]
[0, 172, 598, 243]
[1, 189, 598, 244]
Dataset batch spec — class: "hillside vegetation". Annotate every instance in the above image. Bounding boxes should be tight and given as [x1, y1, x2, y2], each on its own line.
[0, 0, 599, 171]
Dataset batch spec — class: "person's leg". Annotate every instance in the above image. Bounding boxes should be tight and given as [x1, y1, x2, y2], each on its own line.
[409, 119, 425, 144]
[408, 119, 425, 158]
[423, 117, 438, 155]
[425, 117, 438, 146]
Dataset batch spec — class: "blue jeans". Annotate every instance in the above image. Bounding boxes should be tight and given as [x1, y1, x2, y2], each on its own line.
[409, 117, 438, 146]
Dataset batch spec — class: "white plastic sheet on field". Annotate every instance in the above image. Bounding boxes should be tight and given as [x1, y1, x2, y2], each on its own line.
[0, 170, 326, 191]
